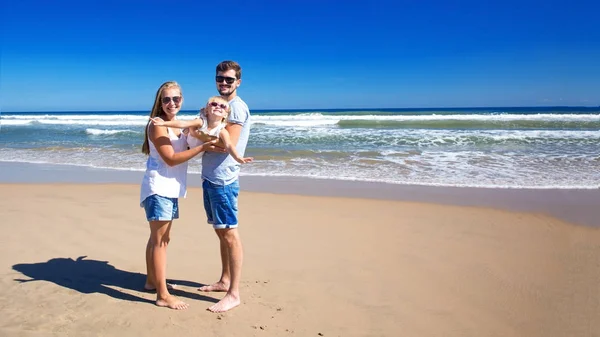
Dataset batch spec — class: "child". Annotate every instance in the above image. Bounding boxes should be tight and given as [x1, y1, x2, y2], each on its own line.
[151, 96, 253, 164]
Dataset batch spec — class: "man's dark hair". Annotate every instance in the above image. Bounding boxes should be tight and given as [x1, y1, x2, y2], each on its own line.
[216, 60, 242, 80]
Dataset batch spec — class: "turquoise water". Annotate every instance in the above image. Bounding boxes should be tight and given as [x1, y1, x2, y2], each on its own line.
[1, 107, 599, 189]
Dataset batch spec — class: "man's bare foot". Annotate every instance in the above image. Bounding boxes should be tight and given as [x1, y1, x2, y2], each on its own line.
[198, 281, 229, 292]
[156, 295, 189, 310]
[207, 293, 240, 313]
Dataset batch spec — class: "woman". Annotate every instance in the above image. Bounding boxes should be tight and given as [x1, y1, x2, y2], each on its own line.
[140, 81, 214, 310]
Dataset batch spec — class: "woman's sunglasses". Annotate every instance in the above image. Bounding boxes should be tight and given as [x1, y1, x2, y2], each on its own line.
[209, 101, 228, 109]
[215, 76, 236, 84]
[161, 96, 182, 104]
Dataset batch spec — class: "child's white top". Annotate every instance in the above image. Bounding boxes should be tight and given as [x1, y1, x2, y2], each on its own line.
[140, 125, 188, 204]
[186, 115, 227, 148]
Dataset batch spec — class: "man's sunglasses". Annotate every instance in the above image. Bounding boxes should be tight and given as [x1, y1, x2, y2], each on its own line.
[216, 76, 236, 84]
[161, 96, 182, 104]
[209, 101, 228, 109]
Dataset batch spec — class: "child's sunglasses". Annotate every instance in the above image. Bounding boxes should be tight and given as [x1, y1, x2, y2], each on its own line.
[209, 101, 228, 109]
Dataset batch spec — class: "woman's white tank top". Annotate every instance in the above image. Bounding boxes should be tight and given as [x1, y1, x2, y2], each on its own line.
[140, 125, 189, 205]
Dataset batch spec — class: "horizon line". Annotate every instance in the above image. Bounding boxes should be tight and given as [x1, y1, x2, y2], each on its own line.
[3, 105, 600, 114]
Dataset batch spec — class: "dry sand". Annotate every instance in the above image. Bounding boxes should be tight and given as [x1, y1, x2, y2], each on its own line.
[0, 183, 598, 337]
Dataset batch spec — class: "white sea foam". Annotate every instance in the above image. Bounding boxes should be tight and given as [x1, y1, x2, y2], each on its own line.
[3, 113, 599, 127]
[2, 111, 599, 189]
[251, 113, 600, 123]
[85, 129, 139, 135]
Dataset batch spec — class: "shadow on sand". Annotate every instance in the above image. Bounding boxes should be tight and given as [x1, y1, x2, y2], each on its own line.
[12, 256, 218, 304]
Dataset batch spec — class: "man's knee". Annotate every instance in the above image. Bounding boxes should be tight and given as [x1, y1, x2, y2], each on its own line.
[218, 229, 239, 245]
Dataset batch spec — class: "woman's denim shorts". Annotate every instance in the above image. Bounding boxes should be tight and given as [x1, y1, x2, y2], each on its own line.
[142, 194, 179, 222]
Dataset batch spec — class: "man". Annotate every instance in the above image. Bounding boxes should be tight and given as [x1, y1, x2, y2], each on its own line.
[196, 60, 250, 313]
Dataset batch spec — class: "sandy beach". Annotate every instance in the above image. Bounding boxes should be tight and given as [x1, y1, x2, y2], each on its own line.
[0, 178, 598, 337]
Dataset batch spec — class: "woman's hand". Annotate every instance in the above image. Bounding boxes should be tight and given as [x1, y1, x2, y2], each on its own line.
[202, 137, 226, 153]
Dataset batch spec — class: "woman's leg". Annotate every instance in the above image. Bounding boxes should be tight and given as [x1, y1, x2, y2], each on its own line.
[145, 236, 155, 289]
[145, 237, 176, 291]
[149, 220, 188, 310]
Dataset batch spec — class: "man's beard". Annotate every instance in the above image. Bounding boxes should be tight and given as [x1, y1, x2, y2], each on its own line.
[218, 86, 235, 96]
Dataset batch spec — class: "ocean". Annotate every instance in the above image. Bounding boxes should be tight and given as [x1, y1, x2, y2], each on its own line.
[1, 107, 599, 189]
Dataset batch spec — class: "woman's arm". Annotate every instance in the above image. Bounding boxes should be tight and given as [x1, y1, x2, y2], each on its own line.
[149, 123, 213, 166]
[219, 128, 253, 164]
[151, 117, 203, 129]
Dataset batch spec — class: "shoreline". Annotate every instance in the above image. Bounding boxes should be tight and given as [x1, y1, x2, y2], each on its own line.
[1, 161, 598, 227]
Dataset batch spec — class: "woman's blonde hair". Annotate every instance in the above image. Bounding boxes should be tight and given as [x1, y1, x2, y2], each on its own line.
[206, 96, 231, 124]
[142, 81, 182, 155]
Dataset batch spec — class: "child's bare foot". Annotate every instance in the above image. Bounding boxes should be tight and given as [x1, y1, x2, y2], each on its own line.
[198, 281, 229, 292]
[156, 295, 189, 310]
[207, 294, 240, 313]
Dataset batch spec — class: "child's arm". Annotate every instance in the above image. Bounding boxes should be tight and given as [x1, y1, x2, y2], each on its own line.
[219, 128, 253, 164]
[151, 117, 204, 129]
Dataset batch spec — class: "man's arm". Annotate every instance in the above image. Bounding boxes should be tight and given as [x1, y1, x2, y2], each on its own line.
[225, 122, 242, 146]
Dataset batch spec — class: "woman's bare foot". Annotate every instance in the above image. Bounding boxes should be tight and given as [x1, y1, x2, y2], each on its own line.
[207, 293, 240, 313]
[198, 281, 229, 292]
[156, 295, 189, 310]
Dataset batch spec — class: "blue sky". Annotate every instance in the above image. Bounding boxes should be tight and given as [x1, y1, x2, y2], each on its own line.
[2, 0, 599, 111]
